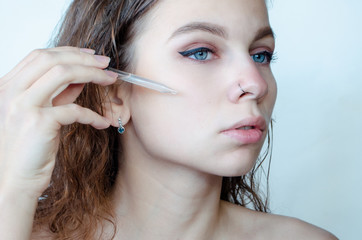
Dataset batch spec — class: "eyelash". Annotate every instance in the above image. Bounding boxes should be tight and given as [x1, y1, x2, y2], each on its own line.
[178, 47, 215, 61]
[251, 50, 276, 65]
[179, 47, 276, 65]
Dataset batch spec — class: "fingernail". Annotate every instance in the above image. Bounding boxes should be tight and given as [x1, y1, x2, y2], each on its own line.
[80, 48, 96, 54]
[104, 70, 118, 78]
[95, 55, 110, 64]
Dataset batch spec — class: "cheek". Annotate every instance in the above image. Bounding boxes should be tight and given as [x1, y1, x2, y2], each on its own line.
[129, 43, 220, 159]
[262, 73, 277, 120]
[131, 88, 217, 133]
[128, 84, 243, 177]
[269, 77, 277, 112]
[129, 90, 213, 157]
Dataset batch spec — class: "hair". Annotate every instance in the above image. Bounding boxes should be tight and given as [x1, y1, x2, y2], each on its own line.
[34, 0, 273, 239]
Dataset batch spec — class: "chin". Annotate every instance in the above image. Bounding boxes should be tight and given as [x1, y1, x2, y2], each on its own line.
[211, 152, 260, 177]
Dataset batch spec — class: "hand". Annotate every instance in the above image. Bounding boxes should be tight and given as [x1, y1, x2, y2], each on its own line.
[0, 47, 117, 199]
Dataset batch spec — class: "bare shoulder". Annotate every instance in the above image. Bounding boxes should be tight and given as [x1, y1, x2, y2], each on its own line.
[261, 214, 339, 240]
[220, 201, 338, 240]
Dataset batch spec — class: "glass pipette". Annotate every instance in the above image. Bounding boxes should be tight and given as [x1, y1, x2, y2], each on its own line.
[108, 67, 177, 95]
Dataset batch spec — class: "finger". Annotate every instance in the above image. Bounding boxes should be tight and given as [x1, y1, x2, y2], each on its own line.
[1, 47, 93, 85]
[48, 46, 95, 54]
[8, 48, 110, 92]
[52, 83, 85, 106]
[0, 49, 41, 85]
[24, 65, 117, 106]
[45, 103, 111, 130]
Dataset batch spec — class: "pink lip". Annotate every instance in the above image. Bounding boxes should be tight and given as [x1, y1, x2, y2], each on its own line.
[221, 116, 267, 144]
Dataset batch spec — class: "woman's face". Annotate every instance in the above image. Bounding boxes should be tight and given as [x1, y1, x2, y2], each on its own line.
[125, 0, 276, 176]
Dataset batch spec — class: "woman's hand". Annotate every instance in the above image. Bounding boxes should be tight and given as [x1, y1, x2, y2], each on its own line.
[0, 46, 117, 199]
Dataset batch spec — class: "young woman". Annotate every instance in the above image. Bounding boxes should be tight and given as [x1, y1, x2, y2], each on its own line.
[0, 0, 338, 239]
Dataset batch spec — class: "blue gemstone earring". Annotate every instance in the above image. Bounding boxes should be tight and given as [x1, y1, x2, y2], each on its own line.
[118, 118, 125, 134]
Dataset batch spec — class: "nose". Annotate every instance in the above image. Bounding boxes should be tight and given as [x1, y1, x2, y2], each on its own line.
[227, 60, 268, 103]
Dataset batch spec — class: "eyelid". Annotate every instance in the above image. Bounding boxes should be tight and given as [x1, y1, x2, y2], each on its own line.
[178, 46, 217, 62]
[178, 47, 215, 56]
[250, 46, 274, 54]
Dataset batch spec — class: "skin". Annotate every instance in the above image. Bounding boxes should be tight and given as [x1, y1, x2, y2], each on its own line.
[121, 3, 276, 177]
[0, 0, 338, 239]
[0, 48, 117, 240]
[111, 0, 275, 238]
[106, 0, 338, 239]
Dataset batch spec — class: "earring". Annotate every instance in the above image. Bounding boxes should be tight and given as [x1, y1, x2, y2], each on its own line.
[118, 118, 125, 134]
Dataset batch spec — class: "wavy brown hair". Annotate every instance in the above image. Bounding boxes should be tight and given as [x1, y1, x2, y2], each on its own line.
[34, 0, 273, 239]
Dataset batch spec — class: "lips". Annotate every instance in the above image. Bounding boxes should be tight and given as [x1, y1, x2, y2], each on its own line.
[221, 116, 267, 144]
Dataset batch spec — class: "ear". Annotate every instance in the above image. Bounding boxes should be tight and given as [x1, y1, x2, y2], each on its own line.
[103, 83, 131, 128]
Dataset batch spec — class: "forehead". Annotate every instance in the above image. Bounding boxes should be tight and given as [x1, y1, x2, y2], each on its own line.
[142, 0, 270, 39]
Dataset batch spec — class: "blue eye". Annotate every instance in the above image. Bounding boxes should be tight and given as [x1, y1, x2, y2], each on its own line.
[179, 47, 213, 61]
[252, 51, 274, 64]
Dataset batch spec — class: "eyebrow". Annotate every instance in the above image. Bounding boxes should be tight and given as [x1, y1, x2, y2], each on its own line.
[168, 21, 275, 42]
[253, 26, 275, 42]
[169, 22, 228, 40]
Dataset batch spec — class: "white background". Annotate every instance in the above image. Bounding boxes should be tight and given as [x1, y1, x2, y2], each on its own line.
[0, 1, 361, 239]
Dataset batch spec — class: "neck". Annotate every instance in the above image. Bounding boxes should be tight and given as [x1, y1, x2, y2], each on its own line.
[111, 137, 224, 239]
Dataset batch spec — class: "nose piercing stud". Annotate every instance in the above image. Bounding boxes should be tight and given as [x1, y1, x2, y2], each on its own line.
[238, 84, 245, 95]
